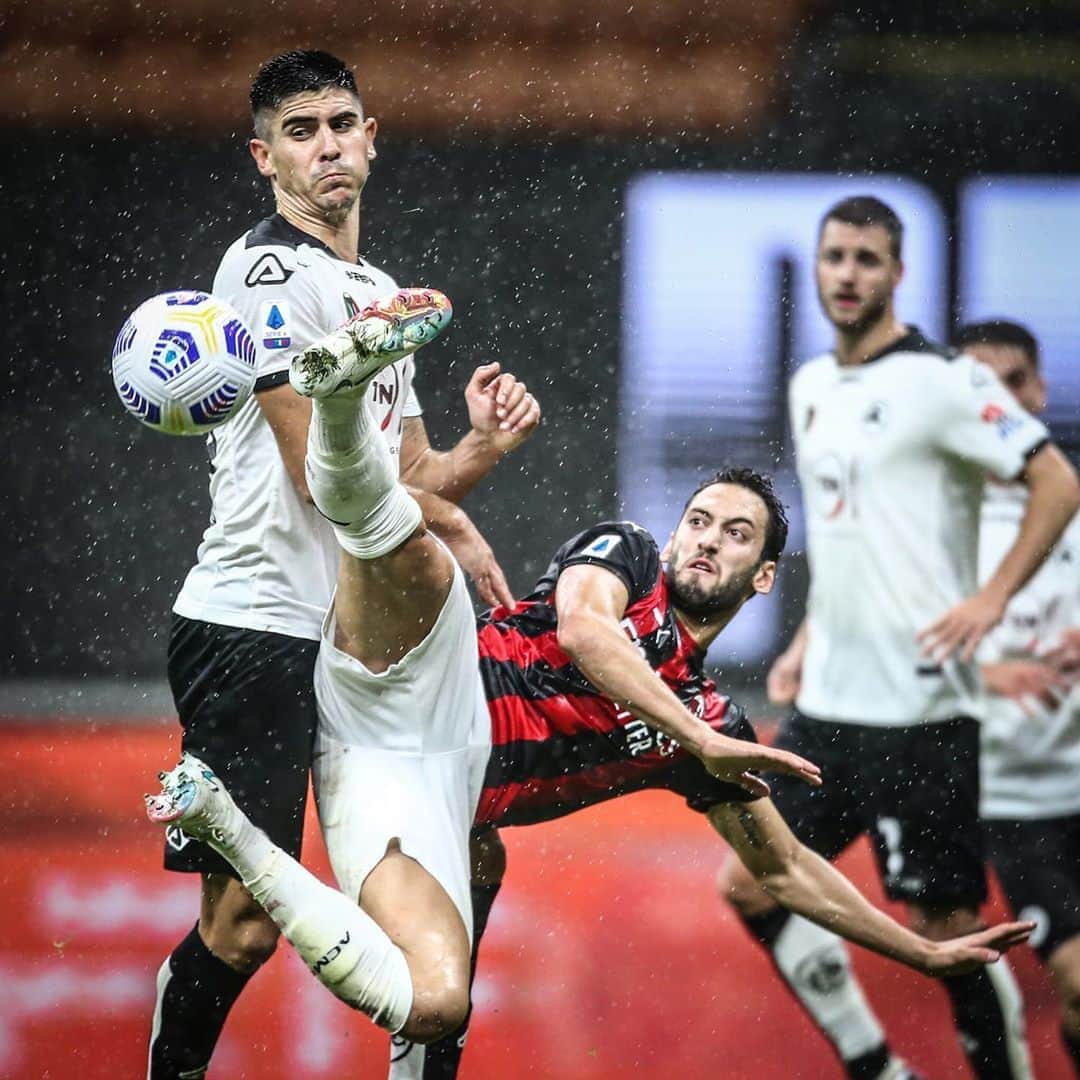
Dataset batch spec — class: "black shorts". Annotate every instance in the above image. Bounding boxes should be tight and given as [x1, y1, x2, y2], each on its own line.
[163, 615, 320, 878]
[985, 813, 1080, 959]
[770, 712, 986, 907]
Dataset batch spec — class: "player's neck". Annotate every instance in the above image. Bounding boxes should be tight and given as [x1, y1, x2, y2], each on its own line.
[672, 605, 738, 652]
[276, 201, 361, 263]
[832, 314, 907, 367]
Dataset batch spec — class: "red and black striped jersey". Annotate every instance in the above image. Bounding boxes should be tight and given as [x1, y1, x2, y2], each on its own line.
[474, 520, 760, 829]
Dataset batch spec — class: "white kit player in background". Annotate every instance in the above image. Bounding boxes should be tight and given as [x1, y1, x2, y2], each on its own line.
[717, 195, 1080, 1080]
[957, 320, 1080, 1076]
[146, 50, 540, 1080]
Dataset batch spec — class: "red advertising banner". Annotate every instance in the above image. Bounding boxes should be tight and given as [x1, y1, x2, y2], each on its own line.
[0, 723, 1069, 1078]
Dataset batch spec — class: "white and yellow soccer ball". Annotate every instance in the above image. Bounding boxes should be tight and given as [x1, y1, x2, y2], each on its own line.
[111, 291, 258, 435]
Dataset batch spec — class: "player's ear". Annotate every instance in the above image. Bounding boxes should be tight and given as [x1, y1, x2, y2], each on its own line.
[659, 534, 674, 562]
[250, 138, 274, 179]
[752, 560, 776, 596]
[364, 116, 378, 159]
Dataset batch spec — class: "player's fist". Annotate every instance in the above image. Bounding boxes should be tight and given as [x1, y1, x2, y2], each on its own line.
[766, 649, 802, 706]
[465, 362, 541, 452]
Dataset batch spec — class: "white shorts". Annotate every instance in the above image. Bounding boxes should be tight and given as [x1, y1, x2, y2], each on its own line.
[312, 561, 491, 937]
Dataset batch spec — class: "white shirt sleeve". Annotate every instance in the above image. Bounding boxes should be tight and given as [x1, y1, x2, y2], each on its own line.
[933, 353, 1049, 480]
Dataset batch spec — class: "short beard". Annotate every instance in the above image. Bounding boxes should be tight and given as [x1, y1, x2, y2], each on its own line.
[831, 292, 889, 337]
[666, 562, 756, 620]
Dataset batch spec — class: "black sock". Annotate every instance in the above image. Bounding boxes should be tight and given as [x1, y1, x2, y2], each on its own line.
[413, 881, 503, 1080]
[845, 1044, 892, 1080]
[941, 967, 1025, 1080]
[147, 923, 252, 1079]
[741, 905, 792, 948]
[1063, 1025, 1080, 1075]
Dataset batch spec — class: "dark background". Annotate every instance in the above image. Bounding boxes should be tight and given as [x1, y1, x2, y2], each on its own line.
[5, 2, 1080, 684]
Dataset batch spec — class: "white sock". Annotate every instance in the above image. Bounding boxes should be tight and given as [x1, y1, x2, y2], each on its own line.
[245, 848, 414, 1032]
[197, 797, 414, 1033]
[772, 915, 886, 1061]
[985, 958, 1033, 1079]
[306, 396, 421, 559]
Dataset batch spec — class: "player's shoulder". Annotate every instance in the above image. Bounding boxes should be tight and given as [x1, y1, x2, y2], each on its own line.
[567, 520, 658, 557]
[789, 351, 834, 393]
[213, 215, 308, 291]
[878, 327, 963, 381]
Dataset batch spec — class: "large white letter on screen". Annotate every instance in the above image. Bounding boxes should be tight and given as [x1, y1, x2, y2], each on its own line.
[959, 177, 1080, 440]
[619, 174, 946, 663]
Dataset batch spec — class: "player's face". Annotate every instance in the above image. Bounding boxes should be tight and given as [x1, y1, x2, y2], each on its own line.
[815, 220, 902, 334]
[965, 342, 1046, 415]
[250, 88, 377, 223]
[664, 483, 776, 619]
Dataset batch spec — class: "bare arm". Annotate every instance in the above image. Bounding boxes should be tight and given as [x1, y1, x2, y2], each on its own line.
[398, 363, 540, 503]
[555, 565, 821, 795]
[766, 618, 808, 705]
[257, 384, 314, 502]
[920, 443, 1080, 662]
[709, 799, 1032, 976]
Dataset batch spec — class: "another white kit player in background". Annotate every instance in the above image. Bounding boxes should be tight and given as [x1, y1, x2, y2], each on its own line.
[957, 319, 1080, 1077]
[717, 194, 1080, 1080]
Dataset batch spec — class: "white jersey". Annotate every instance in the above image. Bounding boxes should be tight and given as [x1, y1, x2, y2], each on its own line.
[173, 214, 423, 640]
[979, 479, 1080, 819]
[791, 328, 1049, 726]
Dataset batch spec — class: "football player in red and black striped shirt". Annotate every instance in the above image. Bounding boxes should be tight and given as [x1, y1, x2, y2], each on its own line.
[397, 467, 1034, 1080]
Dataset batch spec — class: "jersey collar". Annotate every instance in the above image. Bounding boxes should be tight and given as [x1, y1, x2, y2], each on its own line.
[851, 325, 930, 366]
[269, 213, 366, 265]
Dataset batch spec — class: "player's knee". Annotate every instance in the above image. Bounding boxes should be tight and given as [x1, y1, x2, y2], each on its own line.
[399, 986, 470, 1044]
[717, 855, 775, 917]
[201, 906, 280, 972]
[1049, 946, 1080, 1034]
[470, 828, 506, 886]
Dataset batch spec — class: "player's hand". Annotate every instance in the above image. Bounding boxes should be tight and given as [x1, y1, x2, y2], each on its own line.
[919, 921, 1035, 977]
[1045, 628, 1080, 676]
[440, 513, 516, 610]
[982, 659, 1068, 711]
[917, 588, 1008, 663]
[701, 733, 821, 798]
[766, 649, 802, 706]
[465, 362, 541, 453]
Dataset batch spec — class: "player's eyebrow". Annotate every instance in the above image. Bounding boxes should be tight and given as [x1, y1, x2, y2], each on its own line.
[722, 516, 756, 531]
[280, 108, 359, 130]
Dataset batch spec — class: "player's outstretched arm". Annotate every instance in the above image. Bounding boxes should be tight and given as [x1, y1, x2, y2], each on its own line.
[398, 364, 541, 504]
[708, 799, 1034, 976]
[919, 443, 1080, 662]
[556, 566, 820, 796]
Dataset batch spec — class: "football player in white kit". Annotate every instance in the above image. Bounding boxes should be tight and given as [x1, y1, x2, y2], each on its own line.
[955, 320, 1080, 1076]
[146, 50, 540, 1079]
[717, 196, 1080, 1080]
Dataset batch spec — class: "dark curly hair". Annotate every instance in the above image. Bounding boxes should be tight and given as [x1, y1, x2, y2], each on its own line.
[683, 467, 789, 563]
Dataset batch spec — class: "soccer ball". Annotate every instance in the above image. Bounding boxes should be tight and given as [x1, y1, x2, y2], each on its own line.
[111, 291, 258, 436]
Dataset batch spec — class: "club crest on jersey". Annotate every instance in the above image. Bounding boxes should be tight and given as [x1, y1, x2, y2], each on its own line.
[582, 534, 621, 558]
[980, 403, 1024, 440]
[244, 252, 294, 287]
[861, 400, 889, 434]
[259, 301, 291, 349]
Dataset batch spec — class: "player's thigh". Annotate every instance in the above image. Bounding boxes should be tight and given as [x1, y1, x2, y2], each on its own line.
[869, 717, 986, 911]
[768, 712, 865, 859]
[361, 843, 472, 1006]
[333, 531, 456, 670]
[986, 813, 1080, 962]
[164, 616, 319, 877]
